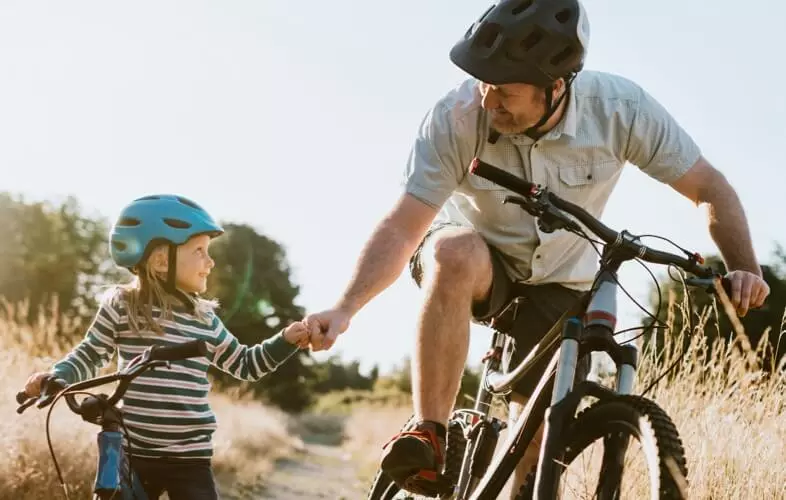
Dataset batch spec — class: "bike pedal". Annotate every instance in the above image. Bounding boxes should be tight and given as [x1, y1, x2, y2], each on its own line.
[403, 471, 454, 497]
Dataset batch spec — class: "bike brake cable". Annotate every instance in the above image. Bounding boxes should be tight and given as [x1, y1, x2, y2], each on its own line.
[44, 388, 101, 500]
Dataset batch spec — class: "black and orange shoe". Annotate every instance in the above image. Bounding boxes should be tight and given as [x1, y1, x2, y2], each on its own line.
[379, 420, 449, 497]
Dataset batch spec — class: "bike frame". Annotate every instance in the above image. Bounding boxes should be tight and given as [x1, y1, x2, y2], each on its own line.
[89, 395, 147, 500]
[417, 157, 722, 500]
[366, 159, 722, 499]
[450, 240, 646, 500]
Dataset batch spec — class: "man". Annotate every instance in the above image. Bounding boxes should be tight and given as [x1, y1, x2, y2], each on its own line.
[305, 0, 770, 496]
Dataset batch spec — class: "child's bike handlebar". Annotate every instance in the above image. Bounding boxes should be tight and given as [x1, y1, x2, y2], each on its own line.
[16, 339, 208, 415]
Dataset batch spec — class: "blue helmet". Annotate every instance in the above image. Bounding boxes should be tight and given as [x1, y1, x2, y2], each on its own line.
[110, 194, 224, 270]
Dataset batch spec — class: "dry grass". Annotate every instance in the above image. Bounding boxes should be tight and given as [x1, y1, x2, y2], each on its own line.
[342, 293, 786, 499]
[634, 290, 786, 499]
[0, 307, 299, 500]
[344, 405, 414, 480]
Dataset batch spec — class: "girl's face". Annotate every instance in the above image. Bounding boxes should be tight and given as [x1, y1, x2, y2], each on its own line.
[175, 234, 215, 294]
[150, 234, 215, 294]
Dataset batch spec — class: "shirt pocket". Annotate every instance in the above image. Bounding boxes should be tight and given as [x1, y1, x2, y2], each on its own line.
[554, 160, 621, 201]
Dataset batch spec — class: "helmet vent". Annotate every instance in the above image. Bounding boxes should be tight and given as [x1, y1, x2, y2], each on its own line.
[520, 30, 543, 51]
[475, 22, 502, 49]
[512, 0, 533, 15]
[176, 196, 200, 209]
[555, 8, 572, 24]
[136, 195, 160, 201]
[112, 241, 127, 251]
[551, 46, 574, 66]
[117, 217, 141, 227]
[163, 218, 192, 229]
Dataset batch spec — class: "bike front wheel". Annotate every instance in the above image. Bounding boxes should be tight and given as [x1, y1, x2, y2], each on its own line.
[517, 395, 689, 500]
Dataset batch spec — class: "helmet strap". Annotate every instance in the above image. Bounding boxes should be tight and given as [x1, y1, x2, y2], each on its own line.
[166, 244, 178, 293]
[165, 243, 197, 313]
[524, 73, 576, 139]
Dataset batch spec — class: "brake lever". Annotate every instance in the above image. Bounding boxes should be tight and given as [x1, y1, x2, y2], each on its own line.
[16, 376, 68, 414]
[126, 346, 154, 370]
[683, 276, 716, 293]
[36, 377, 68, 409]
[16, 397, 37, 414]
[503, 195, 583, 234]
[537, 209, 582, 234]
[683, 274, 732, 296]
[503, 195, 542, 217]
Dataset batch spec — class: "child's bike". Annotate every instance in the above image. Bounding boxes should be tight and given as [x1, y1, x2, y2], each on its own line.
[366, 158, 735, 499]
[16, 339, 208, 500]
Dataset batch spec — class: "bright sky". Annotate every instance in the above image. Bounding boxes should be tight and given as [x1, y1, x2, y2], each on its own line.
[1, 1, 783, 375]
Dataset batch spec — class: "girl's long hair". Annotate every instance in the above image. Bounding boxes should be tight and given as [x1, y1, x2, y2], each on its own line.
[111, 244, 218, 335]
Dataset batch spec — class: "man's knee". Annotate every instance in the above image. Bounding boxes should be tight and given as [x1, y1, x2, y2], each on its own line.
[420, 228, 493, 296]
[427, 228, 487, 269]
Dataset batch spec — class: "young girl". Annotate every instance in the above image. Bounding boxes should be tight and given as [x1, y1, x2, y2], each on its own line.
[23, 194, 310, 500]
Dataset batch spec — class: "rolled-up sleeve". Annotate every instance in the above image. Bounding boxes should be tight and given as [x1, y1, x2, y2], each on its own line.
[402, 101, 465, 209]
[624, 84, 702, 184]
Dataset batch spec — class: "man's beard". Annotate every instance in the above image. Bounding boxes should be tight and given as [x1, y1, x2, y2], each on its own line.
[489, 110, 531, 135]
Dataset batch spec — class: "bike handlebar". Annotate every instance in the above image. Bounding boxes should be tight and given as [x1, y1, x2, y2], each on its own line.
[147, 338, 208, 362]
[469, 158, 716, 278]
[16, 339, 208, 415]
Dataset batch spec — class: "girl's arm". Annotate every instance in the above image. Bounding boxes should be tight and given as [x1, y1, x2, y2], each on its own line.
[206, 316, 299, 382]
[51, 300, 118, 384]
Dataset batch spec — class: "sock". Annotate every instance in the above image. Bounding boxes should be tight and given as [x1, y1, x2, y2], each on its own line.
[417, 420, 447, 440]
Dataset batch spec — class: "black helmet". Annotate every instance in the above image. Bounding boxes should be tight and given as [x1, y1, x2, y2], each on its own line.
[449, 0, 590, 87]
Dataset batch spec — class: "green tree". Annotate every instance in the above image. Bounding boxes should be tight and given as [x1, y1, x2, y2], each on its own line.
[643, 249, 786, 371]
[373, 356, 483, 407]
[307, 355, 378, 394]
[0, 193, 118, 326]
[206, 222, 314, 411]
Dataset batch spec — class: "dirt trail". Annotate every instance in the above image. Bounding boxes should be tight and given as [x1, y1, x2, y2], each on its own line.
[260, 434, 369, 499]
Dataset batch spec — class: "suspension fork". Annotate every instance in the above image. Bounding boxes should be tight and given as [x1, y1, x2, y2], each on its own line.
[534, 268, 641, 498]
[583, 270, 639, 498]
[532, 268, 625, 499]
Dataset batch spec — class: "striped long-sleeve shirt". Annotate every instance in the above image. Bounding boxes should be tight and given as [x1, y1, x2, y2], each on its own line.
[51, 294, 299, 461]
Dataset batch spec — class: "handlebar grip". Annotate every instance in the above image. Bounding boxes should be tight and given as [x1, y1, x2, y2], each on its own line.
[470, 158, 537, 197]
[148, 340, 208, 362]
[16, 390, 29, 404]
[16, 376, 68, 414]
[15, 374, 60, 404]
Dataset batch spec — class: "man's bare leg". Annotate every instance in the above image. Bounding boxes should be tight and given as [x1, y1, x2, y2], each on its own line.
[379, 227, 495, 495]
[412, 227, 495, 425]
[508, 394, 545, 499]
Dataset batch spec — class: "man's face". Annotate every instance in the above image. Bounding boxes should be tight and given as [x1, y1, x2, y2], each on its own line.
[478, 80, 563, 135]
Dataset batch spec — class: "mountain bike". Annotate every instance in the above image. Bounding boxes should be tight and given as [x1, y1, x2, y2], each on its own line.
[16, 339, 209, 500]
[367, 158, 734, 500]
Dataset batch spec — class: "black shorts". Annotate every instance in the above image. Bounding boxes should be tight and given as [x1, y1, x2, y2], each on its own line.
[409, 222, 590, 397]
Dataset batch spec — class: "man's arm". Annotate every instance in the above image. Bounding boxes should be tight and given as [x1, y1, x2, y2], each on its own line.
[670, 156, 769, 314]
[670, 156, 759, 275]
[305, 193, 438, 351]
[307, 95, 468, 350]
[335, 193, 438, 316]
[623, 81, 769, 315]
